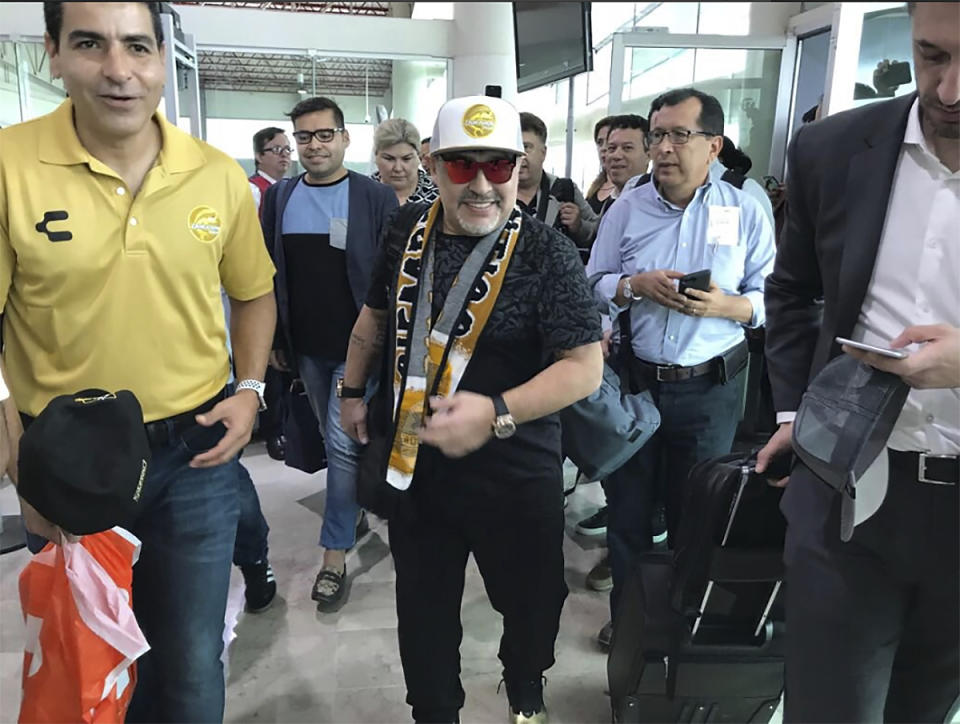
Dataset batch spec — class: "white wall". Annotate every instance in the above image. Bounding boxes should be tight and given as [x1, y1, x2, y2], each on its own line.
[450, 2, 517, 100]
[174, 4, 452, 60]
[391, 60, 447, 139]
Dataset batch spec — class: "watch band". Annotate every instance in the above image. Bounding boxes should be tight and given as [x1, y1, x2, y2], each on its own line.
[491, 394, 509, 418]
[337, 378, 365, 399]
[236, 379, 267, 412]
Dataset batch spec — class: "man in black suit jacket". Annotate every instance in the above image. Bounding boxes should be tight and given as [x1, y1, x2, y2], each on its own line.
[758, 3, 959, 721]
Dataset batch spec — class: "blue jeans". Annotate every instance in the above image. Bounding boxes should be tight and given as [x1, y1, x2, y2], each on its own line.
[22, 419, 239, 722]
[297, 355, 364, 551]
[233, 459, 269, 567]
[607, 368, 746, 619]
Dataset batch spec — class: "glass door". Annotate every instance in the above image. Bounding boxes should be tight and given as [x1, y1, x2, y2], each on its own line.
[608, 32, 786, 179]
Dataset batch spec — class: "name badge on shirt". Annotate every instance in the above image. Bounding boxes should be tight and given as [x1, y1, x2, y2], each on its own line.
[330, 217, 348, 250]
[707, 206, 740, 247]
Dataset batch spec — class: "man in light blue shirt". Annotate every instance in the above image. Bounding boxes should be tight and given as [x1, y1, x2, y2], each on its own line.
[586, 88, 776, 639]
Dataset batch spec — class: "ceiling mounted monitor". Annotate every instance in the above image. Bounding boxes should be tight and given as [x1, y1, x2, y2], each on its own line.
[514, 2, 593, 93]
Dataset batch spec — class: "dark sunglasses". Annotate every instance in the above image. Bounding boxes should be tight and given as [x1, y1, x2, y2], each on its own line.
[442, 157, 516, 184]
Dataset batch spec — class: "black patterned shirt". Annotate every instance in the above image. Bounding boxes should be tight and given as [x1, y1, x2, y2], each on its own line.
[367, 206, 602, 489]
[371, 167, 439, 205]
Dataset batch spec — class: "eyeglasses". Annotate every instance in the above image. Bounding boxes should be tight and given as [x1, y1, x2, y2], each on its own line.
[263, 145, 293, 156]
[292, 128, 345, 144]
[441, 157, 516, 184]
[645, 129, 717, 146]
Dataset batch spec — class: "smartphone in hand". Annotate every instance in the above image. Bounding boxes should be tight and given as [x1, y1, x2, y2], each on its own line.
[835, 336, 909, 360]
[679, 269, 711, 295]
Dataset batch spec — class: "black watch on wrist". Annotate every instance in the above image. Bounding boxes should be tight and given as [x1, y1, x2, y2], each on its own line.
[491, 394, 517, 439]
[336, 378, 365, 399]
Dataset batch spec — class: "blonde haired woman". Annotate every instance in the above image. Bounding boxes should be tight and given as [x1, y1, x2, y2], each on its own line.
[371, 118, 438, 205]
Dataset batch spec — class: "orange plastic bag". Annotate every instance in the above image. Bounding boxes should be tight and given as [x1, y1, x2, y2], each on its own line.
[18, 528, 150, 723]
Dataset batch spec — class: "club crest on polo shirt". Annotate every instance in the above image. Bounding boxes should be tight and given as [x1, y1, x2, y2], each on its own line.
[462, 104, 496, 138]
[187, 205, 222, 243]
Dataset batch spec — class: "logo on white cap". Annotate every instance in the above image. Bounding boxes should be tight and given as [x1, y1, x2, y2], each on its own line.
[462, 104, 496, 139]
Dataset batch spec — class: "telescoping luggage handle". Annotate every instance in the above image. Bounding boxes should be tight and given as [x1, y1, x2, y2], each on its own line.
[690, 461, 785, 642]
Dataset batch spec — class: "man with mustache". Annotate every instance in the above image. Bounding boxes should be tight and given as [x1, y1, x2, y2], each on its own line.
[587, 88, 776, 650]
[261, 96, 397, 613]
[757, 2, 959, 720]
[597, 114, 651, 216]
[340, 95, 603, 723]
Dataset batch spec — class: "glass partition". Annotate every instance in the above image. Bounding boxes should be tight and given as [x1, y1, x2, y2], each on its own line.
[0, 41, 66, 127]
[620, 46, 783, 182]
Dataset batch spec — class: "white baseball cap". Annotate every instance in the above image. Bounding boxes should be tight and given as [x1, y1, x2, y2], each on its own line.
[430, 95, 525, 157]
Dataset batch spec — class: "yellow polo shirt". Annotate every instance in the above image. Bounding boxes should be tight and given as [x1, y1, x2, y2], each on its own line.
[0, 100, 276, 421]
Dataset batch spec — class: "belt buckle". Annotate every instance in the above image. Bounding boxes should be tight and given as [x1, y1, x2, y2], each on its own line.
[917, 453, 956, 485]
[656, 366, 669, 383]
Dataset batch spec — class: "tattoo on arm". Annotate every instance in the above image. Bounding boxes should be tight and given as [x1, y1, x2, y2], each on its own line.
[351, 319, 388, 353]
[350, 332, 369, 351]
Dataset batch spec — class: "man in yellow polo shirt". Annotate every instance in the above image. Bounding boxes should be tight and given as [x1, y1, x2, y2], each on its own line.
[0, 3, 276, 721]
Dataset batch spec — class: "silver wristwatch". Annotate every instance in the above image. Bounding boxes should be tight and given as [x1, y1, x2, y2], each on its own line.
[236, 379, 267, 412]
[620, 276, 636, 302]
[491, 394, 517, 440]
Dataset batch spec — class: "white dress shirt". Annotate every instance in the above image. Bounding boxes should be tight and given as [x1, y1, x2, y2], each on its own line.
[846, 100, 959, 522]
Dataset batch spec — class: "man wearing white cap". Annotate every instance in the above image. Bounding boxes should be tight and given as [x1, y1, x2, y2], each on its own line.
[341, 95, 604, 723]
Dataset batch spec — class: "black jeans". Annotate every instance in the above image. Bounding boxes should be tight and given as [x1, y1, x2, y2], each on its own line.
[232, 458, 270, 567]
[606, 367, 746, 618]
[389, 453, 568, 723]
[782, 454, 959, 722]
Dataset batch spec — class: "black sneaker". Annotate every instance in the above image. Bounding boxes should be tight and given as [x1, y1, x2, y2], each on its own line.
[597, 620, 613, 651]
[651, 504, 667, 548]
[356, 510, 370, 539]
[504, 678, 547, 723]
[241, 560, 277, 613]
[265, 434, 286, 461]
[586, 556, 612, 592]
[575, 506, 608, 537]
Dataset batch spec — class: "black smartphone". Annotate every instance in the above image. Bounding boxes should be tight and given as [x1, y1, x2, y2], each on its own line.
[679, 269, 711, 294]
[880, 60, 912, 87]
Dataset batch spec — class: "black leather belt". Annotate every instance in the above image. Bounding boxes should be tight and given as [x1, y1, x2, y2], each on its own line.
[634, 357, 716, 383]
[143, 388, 228, 448]
[889, 449, 959, 486]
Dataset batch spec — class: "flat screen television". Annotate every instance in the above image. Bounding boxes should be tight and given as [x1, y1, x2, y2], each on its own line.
[514, 2, 593, 93]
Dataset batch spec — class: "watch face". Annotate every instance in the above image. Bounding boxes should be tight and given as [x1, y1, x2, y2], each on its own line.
[494, 415, 517, 439]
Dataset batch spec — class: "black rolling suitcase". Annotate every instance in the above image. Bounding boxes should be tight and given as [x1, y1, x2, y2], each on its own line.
[608, 452, 787, 723]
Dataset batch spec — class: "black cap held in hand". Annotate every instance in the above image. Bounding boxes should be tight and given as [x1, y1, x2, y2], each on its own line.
[18, 389, 150, 536]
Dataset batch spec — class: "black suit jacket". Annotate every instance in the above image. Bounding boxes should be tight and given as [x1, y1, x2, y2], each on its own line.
[765, 94, 916, 413]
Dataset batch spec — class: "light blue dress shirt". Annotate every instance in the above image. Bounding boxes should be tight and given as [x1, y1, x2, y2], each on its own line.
[709, 159, 775, 228]
[586, 177, 775, 366]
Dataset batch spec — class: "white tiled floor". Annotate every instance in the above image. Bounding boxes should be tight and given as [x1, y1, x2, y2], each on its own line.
[0, 444, 616, 723]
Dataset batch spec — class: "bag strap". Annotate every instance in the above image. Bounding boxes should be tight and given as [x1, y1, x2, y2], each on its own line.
[720, 167, 747, 189]
[585, 270, 635, 393]
[535, 173, 552, 222]
[617, 309, 633, 392]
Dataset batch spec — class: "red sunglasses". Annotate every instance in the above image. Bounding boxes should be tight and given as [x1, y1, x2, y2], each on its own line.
[442, 157, 516, 184]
